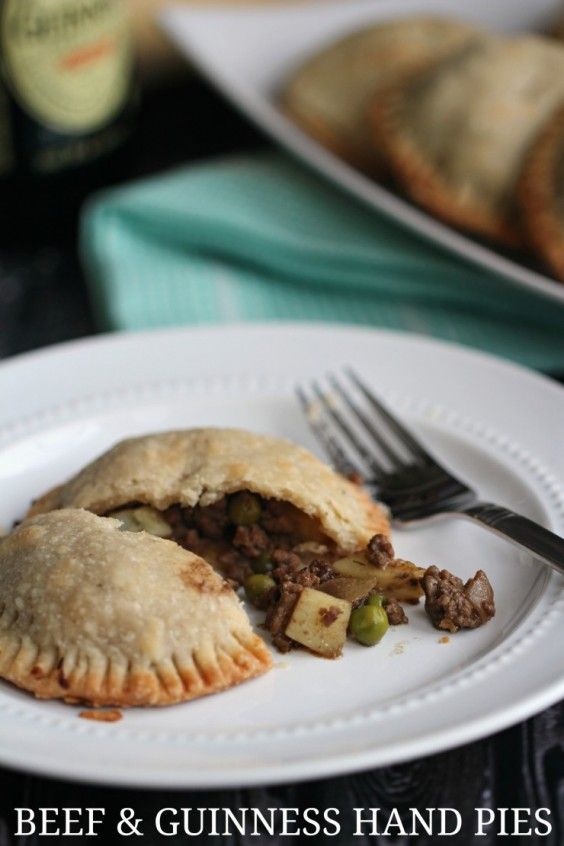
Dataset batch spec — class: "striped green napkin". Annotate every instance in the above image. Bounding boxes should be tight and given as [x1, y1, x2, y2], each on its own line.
[81, 151, 564, 371]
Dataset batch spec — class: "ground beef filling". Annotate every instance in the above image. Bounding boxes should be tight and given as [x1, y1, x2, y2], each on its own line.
[265, 560, 337, 653]
[160, 494, 408, 653]
[422, 566, 495, 633]
[161, 493, 337, 589]
[108, 494, 495, 654]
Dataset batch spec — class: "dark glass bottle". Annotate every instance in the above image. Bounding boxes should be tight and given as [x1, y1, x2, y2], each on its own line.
[0, 0, 137, 243]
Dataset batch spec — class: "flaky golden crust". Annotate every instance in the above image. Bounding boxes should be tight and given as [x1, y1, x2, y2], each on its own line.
[28, 428, 389, 551]
[282, 16, 478, 174]
[0, 510, 271, 706]
[519, 105, 564, 282]
[373, 36, 564, 247]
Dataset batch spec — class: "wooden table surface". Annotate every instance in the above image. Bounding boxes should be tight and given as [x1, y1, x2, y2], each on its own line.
[0, 76, 562, 846]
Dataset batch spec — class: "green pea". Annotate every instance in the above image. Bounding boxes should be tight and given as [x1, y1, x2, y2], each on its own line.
[366, 593, 385, 608]
[244, 573, 276, 607]
[349, 602, 389, 646]
[251, 551, 273, 574]
[228, 491, 262, 525]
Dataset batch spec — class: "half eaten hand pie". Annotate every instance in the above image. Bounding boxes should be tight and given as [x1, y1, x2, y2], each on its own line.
[0, 509, 271, 706]
[27, 428, 390, 585]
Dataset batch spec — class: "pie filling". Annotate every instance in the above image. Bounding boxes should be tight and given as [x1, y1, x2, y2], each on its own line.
[108, 490, 495, 657]
[109, 491, 378, 586]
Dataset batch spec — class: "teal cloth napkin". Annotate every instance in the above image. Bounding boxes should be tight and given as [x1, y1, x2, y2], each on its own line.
[81, 152, 564, 371]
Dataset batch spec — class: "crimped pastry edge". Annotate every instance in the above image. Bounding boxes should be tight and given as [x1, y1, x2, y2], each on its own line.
[0, 626, 272, 708]
[518, 104, 564, 282]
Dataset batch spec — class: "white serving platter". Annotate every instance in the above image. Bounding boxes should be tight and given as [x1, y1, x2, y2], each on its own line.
[161, 0, 564, 304]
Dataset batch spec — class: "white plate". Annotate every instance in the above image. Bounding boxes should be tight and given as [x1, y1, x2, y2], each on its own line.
[1, 323, 564, 788]
[161, 0, 564, 305]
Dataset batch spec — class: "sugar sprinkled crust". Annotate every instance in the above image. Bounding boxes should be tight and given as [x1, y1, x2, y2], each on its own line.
[0, 509, 272, 706]
[519, 104, 564, 282]
[28, 428, 389, 551]
[373, 35, 564, 245]
[282, 16, 478, 174]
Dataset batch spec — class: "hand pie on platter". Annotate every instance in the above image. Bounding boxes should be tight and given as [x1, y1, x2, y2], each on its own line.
[373, 35, 564, 245]
[282, 16, 478, 175]
[519, 105, 564, 281]
[0, 509, 271, 706]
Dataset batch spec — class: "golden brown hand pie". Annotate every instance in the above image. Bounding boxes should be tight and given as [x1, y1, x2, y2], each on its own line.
[373, 35, 564, 245]
[282, 16, 478, 175]
[519, 105, 564, 281]
[0, 509, 271, 706]
[28, 428, 389, 554]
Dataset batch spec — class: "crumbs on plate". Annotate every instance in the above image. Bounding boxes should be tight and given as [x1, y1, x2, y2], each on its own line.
[79, 709, 123, 723]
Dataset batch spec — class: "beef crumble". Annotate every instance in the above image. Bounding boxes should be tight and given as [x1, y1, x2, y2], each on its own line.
[422, 566, 495, 633]
[192, 499, 229, 539]
[366, 533, 394, 569]
[233, 524, 270, 559]
[384, 598, 408, 625]
[264, 582, 303, 654]
[259, 500, 299, 535]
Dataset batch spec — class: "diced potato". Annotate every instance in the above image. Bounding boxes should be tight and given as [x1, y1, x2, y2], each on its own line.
[134, 507, 173, 537]
[113, 507, 172, 538]
[112, 509, 144, 533]
[285, 587, 351, 658]
[332, 556, 371, 578]
[332, 557, 424, 603]
[321, 576, 381, 605]
[379, 559, 425, 603]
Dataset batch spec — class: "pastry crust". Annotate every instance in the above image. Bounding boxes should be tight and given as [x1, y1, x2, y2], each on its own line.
[282, 16, 478, 175]
[372, 35, 564, 246]
[28, 428, 389, 551]
[0, 510, 272, 706]
[519, 104, 564, 282]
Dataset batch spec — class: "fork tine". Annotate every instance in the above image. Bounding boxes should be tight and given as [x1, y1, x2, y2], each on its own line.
[311, 380, 385, 477]
[295, 386, 362, 479]
[346, 368, 434, 465]
[327, 373, 404, 468]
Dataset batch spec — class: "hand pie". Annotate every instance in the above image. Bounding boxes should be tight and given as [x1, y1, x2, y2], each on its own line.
[281, 16, 478, 174]
[0, 509, 272, 706]
[519, 105, 564, 281]
[373, 35, 564, 244]
[27, 428, 389, 583]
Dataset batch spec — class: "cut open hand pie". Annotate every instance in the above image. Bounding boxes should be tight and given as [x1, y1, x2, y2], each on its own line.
[373, 35, 564, 245]
[519, 105, 564, 281]
[0, 509, 271, 706]
[28, 428, 389, 584]
[282, 16, 478, 175]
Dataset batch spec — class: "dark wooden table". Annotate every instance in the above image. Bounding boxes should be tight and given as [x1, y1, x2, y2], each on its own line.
[0, 74, 562, 846]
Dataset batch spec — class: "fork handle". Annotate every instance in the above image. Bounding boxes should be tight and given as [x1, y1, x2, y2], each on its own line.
[461, 501, 564, 576]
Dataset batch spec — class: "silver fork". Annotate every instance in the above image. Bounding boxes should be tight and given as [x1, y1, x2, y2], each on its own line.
[297, 368, 564, 576]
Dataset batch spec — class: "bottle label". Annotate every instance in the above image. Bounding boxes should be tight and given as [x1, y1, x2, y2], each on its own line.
[2, 0, 132, 134]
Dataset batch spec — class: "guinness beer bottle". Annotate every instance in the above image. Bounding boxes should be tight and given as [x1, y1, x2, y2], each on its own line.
[0, 0, 136, 241]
